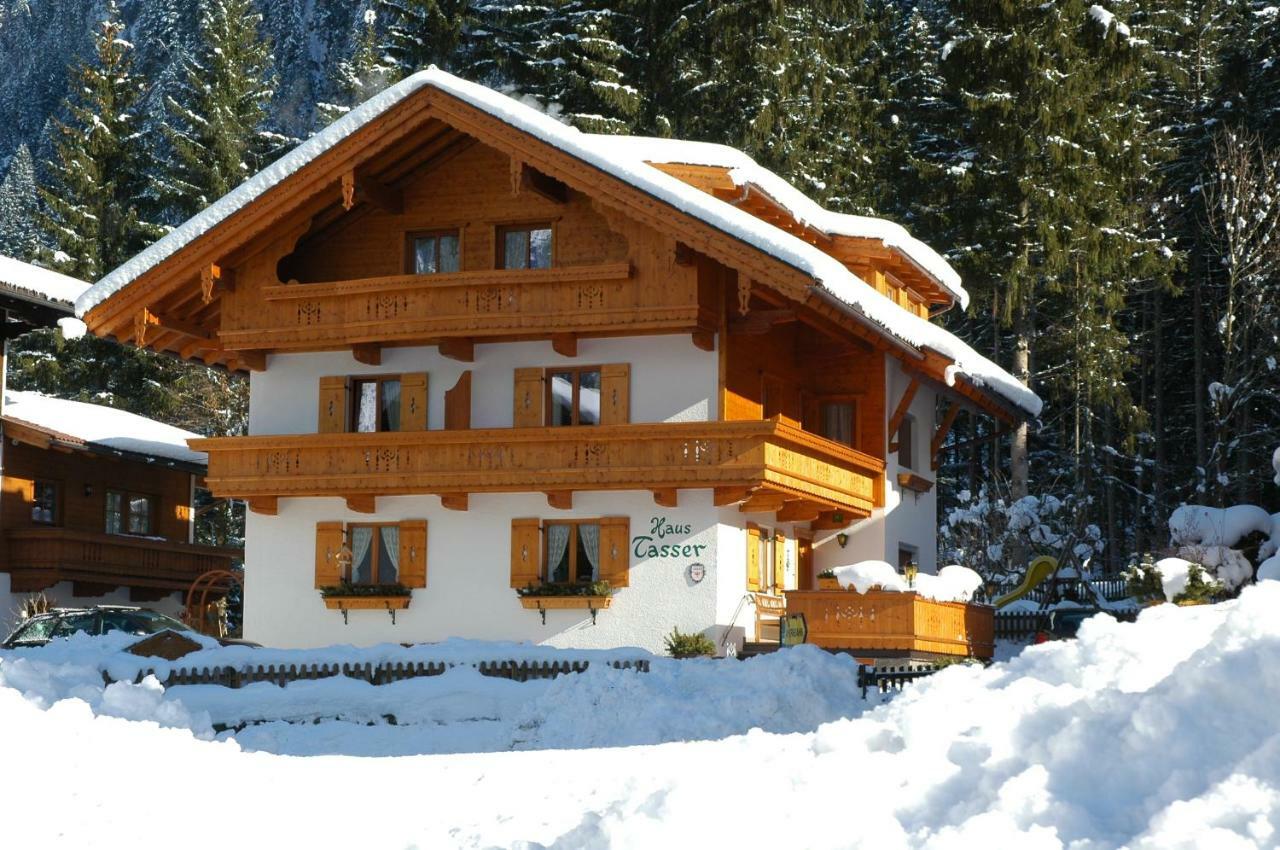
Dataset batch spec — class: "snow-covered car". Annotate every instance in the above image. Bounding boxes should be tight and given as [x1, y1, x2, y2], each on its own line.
[1, 606, 256, 649]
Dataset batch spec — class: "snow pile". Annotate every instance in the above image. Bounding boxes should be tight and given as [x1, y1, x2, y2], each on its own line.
[0, 253, 89, 306]
[1170, 504, 1280, 590]
[831, 560, 983, 602]
[2, 390, 206, 465]
[8, 588, 1280, 846]
[76, 68, 1041, 418]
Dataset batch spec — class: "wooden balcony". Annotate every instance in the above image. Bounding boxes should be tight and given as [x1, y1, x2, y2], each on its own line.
[218, 263, 715, 352]
[7, 528, 244, 595]
[785, 590, 994, 660]
[189, 419, 884, 515]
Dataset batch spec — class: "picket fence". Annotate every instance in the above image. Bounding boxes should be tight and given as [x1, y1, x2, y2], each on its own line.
[109, 657, 651, 689]
[856, 663, 942, 698]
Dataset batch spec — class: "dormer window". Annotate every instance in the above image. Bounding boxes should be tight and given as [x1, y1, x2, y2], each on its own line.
[407, 230, 460, 274]
[499, 224, 552, 270]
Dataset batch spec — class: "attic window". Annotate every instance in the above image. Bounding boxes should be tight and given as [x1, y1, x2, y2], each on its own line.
[499, 225, 553, 270]
[407, 230, 460, 275]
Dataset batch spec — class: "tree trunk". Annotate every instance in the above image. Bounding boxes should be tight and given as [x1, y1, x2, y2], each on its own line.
[1010, 299, 1031, 500]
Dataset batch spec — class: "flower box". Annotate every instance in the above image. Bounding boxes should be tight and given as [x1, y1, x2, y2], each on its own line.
[817, 576, 842, 590]
[323, 596, 411, 611]
[519, 595, 613, 611]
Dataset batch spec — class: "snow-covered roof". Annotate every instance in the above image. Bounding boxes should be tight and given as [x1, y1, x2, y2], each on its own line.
[0, 254, 89, 309]
[593, 135, 969, 309]
[2, 390, 206, 467]
[76, 68, 1040, 417]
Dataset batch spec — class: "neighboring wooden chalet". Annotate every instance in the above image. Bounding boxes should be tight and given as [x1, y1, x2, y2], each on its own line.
[74, 71, 1041, 654]
[0, 256, 241, 630]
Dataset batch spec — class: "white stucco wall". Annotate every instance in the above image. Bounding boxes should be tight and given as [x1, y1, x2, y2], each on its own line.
[249, 334, 718, 435]
[244, 489, 747, 654]
[813, 359, 939, 577]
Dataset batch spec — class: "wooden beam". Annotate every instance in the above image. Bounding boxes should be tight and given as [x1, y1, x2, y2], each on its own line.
[247, 496, 278, 516]
[551, 333, 577, 358]
[237, 350, 267, 372]
[713, 486, 752, 507]
[352, 343, 381, 366]
[510, 157, 568, 203]
[440, 494, 468, 511]
[200, 263, 235, 304]
[545, 490, 573, 510]
[776, 500, 822, 523]
[341, 168, 403, 214]
[438, 338, 474, 363]
[652, 488, 678, 508]
[740, 492, 787, 513]
[811, 509, 858, 531]
[728, 309, 796, 336]
[930, 404, 962, 470]
[691, 329, 715, 352]
[886, 377, 920, 451]
[345, 495, 377, 513]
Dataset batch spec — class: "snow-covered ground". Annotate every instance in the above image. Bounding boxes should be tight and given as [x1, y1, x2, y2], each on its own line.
[7, 586, 1280, 848]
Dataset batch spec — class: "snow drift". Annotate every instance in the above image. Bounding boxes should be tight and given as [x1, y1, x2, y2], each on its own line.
[8, 587, 1280, 847]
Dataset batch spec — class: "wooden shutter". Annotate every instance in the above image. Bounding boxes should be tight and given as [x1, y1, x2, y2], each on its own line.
[445, 371, 471, 430]
[400, 373, 428, 431]
[774, 531, 787, 593]
[318, 377, 349, 433]
[510, 518, 542, 588]
[398, 520, 428, 588]
[746, 524, 761, 591]
[314, 521, 345, 587]
[598, 516, 630, 588]
[600, 363, 631, 425]
[513, 368, 544, 427]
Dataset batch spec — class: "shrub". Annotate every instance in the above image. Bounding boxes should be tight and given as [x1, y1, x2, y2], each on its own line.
[1173, 563, 1226, 606]
[664, 627, 716, 659]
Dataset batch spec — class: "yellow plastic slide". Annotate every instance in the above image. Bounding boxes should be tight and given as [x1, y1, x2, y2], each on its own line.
[994, 555, 1058, 609]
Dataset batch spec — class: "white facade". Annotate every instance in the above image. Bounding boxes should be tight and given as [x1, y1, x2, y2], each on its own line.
[243, 334, 941, 654]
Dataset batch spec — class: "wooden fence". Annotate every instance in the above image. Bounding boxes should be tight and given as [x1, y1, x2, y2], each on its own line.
[994, 608, 1139, 639]
[856, 663, 942, 699]
[110, 657, 651, 689]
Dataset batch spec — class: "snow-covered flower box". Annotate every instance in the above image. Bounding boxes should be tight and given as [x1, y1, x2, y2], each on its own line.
[785, 589, 994, 659]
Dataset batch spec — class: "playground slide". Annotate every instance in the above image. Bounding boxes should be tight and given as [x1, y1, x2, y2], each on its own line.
[994, 555, 1058, 609]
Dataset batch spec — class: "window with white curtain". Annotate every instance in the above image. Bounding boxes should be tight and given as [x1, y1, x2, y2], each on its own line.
[347, 524, 399, 584]
[543, 520, 601, 584]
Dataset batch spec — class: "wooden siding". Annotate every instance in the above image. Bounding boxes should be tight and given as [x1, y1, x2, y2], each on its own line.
[191, 420, 885, 515]
[785, 590, 995, 659]
[0, 439, 193, 542]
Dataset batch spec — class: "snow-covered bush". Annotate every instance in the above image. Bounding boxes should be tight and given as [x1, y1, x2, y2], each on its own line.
[1168, 503, 1280, 590]
[939, 486, 1103, 583]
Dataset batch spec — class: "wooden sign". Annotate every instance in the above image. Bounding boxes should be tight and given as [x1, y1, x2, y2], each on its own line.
[781, 612, 808, 646]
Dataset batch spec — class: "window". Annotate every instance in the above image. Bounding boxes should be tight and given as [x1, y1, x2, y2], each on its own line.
[406, 230, 460, 275]
[817, 401, 857, 448]
[106, 490, 154, 535]
[32, 480, 58, 524]
[897, 415, 915, 471]
[347, 524, 401, 585]
[499, 224, 553, 269]
[543, 520, 601, 584]
[352, 377, 401, 433]
[547, 367, 601, 426]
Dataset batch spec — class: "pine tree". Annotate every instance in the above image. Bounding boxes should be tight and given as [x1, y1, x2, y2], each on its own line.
[157, 0, 278, 218]
[37, 1, 156, 280]
[376, 0, 473, 80]
[0, 144, 40, 259]
[317, 5, 395, 124]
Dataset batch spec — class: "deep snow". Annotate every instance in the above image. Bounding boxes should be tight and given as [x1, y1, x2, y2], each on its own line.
[7, 586, 1280, 848]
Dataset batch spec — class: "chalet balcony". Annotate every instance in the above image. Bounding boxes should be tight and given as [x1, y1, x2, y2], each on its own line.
[217, 263, 716, 353]
[7, 528, 244, 595]
[785, 589, 995, 660]
[189, 420, 885, 516]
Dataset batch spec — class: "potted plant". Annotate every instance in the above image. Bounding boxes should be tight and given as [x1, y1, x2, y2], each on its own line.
[817, 570, 841, 590]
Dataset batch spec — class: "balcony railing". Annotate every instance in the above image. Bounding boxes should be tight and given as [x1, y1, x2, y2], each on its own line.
[218, 263, 713, 351]
[785, 589, 994, 659]
[7, 528, 243, 593]
[190, 419, 884, 514]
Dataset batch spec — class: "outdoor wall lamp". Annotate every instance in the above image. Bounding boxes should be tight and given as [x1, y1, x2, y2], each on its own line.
[836, 532, 849, 548]
[904, 561, 919, 587]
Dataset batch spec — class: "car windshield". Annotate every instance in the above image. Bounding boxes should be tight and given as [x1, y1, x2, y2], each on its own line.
[6, 616, 59, 644]
[100, 609, 189, 636]
[50, 613, 96, 638]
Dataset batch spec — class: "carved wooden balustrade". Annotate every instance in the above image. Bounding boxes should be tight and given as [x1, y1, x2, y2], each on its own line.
[189, 420, 884, 514]
[7, 528, 244, 593]
[785, 589, 995, 659]
[218, 263, 715, 351]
